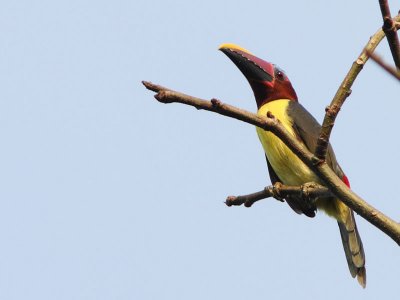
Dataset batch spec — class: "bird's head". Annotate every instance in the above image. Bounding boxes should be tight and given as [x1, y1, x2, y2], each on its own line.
[219, 43, 298, 108]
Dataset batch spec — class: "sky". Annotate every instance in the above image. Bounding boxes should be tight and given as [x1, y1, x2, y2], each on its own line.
[1, 1, 400, 299]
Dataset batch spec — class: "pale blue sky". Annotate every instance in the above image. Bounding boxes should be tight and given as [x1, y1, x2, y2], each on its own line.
[1, 1, 400, 299]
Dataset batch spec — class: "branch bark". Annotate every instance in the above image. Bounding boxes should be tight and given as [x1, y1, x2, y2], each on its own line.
[378, 1, 400, 69]
[314, 15, 400, 161]
[142, 81, 400, 245]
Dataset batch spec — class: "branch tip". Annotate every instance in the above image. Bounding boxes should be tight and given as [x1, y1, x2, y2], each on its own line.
[225, 196, 235, 207]
[142, 80, 159, 92]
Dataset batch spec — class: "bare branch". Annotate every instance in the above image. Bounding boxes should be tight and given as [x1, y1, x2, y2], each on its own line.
[225, 182, 331, 208]
[314, 15, 400, 161]
[378, 1, 400, 69]
[143, 81, 319, 166]
[142, 81, 400, 245]
[366, 50, 400, 81]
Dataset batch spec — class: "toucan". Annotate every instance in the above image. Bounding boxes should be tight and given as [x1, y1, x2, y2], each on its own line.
[219, 43, 366, 287]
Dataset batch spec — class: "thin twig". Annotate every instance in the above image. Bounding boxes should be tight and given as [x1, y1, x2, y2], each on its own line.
[378, 0, 400, 69]
[142, 81, 400, 245]
[225, 182, 331, 208]
[366, 50, 400, 81]
[314, 15, 400, 161]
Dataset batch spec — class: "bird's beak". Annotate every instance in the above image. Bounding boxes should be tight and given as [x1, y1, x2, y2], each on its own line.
[219, 43, 274, 83]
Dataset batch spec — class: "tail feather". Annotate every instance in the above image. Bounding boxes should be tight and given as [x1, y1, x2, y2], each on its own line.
[337, 210, 366, 288]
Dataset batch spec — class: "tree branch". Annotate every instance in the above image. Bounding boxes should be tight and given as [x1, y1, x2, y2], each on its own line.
[225, 182, 331, 208]
[314, 15, 400, 161]
[378, 1, 400, 69]
[366, 50, 400, 81]
[142, 81, 400, 245]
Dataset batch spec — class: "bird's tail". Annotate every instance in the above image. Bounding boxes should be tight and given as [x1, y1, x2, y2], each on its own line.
[337, 206, 366, 288]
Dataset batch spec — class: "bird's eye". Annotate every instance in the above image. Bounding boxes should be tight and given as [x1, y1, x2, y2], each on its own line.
[273, 65, 286, 81]
[276, 70, 284, 80]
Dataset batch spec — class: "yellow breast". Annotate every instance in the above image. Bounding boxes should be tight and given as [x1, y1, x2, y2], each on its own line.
[256, 99, 318, 186]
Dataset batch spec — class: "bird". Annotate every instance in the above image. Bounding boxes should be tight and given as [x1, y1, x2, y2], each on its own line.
[219, 43, 366, 287]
